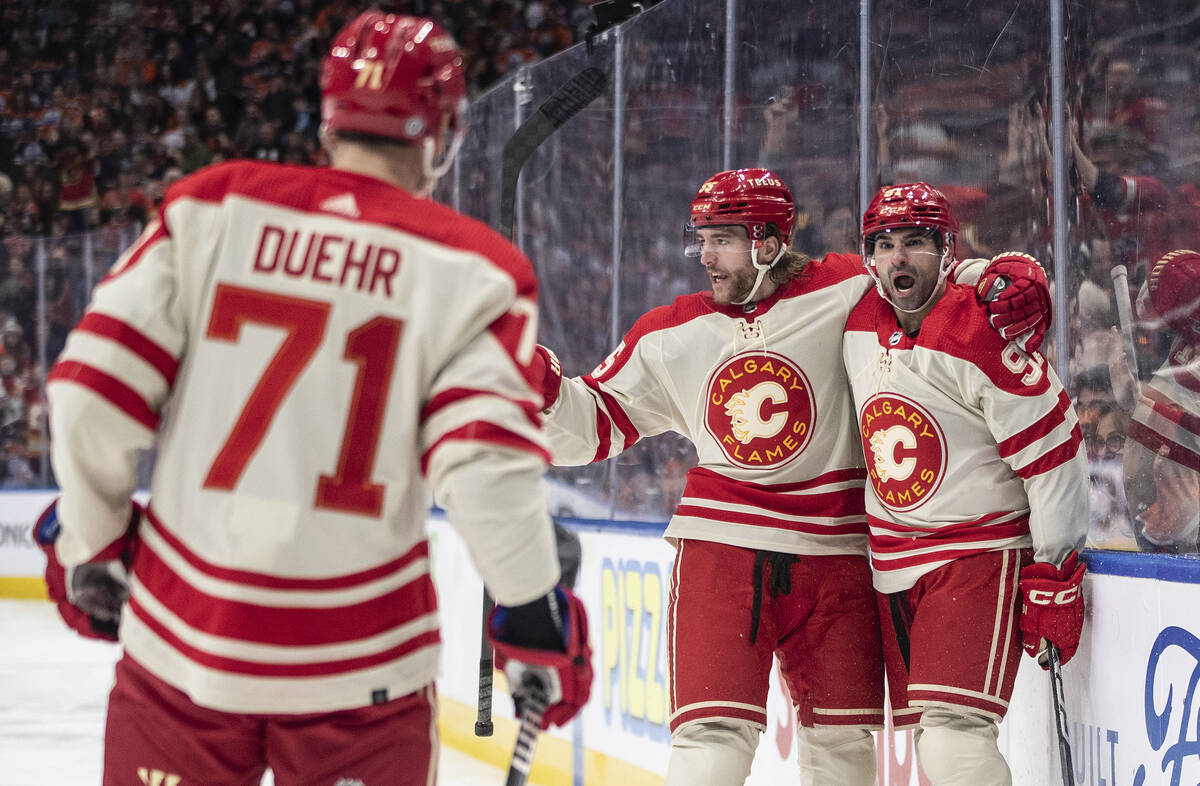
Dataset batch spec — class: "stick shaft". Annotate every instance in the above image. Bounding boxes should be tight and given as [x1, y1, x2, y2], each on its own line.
[1047, 644, 1074, 786]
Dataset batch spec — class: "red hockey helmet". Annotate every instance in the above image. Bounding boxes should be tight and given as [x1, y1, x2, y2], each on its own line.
[1148, 249, 1200, 343]
[321, 12, 466, 145]
[862, 182, 959, 261]
[688, 168, 795, 245]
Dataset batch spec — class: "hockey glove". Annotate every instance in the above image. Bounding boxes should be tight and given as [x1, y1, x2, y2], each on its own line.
[488, 585, 593, 730]
[1019, 550, 1086, 667]
[977, 252, 1051, 353]
[32, 497, 140, 642]
[529, 344, 563, 413]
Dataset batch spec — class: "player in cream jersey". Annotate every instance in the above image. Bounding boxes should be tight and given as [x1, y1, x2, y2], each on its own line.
[843, 182, 1088, 786]
[527, 170, 1052, 786]
[37, 13, 592, 785]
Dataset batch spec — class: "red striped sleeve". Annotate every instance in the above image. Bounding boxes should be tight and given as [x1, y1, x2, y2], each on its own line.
[127, 599, 440, 678]
[1141, 387, 1200, 437]
[1129, 420, 1200, 472]
[590, 399, 612, 463]
[996, 390, 1072, 458]
[1012, 423, 1083, 478]
[420, 422, 549, 476]
[583, 376, 640, 454]
[48, 360, 160, 430]
[422, 387, 540, 427]
[75, 312, 179, 387]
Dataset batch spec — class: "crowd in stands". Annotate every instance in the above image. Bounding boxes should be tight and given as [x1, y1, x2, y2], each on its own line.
[2, 0, 1200, 559]
[0, 0, 593, 486]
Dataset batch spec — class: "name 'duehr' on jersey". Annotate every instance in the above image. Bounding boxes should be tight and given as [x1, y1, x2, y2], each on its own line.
[250, 224, 402, 297]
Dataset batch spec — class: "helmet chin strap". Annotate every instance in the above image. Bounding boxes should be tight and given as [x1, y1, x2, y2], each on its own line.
[732, 243, 788, 306]
[416, 126, 466, 198]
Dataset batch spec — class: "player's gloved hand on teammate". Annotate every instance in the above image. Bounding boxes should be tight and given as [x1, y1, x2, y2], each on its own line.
[529, 344, 563, 413]
[977, 252, 1051, 353]
[1019, 550, 1086, 667]
[33, 497, 140, 642]
[487, 585, 593, 729]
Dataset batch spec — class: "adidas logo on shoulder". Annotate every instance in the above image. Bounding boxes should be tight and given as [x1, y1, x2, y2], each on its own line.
[319, 193, 361, 218]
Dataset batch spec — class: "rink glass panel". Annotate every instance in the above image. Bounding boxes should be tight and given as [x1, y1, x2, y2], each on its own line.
[14, 0, 1200, 555]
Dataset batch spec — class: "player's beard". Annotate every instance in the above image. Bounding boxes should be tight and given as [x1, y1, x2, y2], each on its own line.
[710, 264, 758, 305]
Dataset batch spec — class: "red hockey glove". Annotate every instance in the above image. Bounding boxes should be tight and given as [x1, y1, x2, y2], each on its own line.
[488, 586, 593, 730]
[529, 344, 564, 413]
[32, 498, 140, 642]
[1019, 551, 1086, 667]
[977, 252, 1051, 353]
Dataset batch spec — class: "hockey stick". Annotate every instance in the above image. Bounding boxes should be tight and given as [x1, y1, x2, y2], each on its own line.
[497, 66, 608, 240]
[504, 684, 550, 786]
[1110, 264, 1141, 411]
[475, 67, 607, 739]
[475, 589, 496, 736]
[1046, 643, 1075, 786]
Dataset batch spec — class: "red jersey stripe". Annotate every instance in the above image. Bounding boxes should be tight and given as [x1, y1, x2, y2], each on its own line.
[419, 422, 549, 476]
[128, 600, 441, 677]
[133, 540, 437, 646]
[996, 391, 1072, 458]
[422, 387, 540, 427]
[1013, 424, 1082, 479]
[48, 360, 160, 430]
[75, 312, 179, 387]
[674, 503, 868, 536]
[143, 507, 428, 591]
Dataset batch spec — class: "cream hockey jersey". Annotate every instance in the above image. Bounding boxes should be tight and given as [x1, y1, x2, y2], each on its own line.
[544, 254, 874, 556]
[842, 284, 1088, 593]
[47, 161, 560, 714]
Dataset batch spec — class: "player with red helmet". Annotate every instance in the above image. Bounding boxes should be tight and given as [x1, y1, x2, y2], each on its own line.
[846, 183, 1088, 784]
[1124, 249, 1200, 552]
[529, 170, 1052, 784]
[39, 11, 590, 784]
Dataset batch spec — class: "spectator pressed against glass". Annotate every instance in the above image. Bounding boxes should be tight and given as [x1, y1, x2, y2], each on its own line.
[35, 13, 591, 785]
[842, 183, 1088, 785]
[528, 170, 1051, 785]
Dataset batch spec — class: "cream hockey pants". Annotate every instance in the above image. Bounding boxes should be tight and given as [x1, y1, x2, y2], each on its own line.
[663, 720, 876, 785]
[914, 706, 1012, 786]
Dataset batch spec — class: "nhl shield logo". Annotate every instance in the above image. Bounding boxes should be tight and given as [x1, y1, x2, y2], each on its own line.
[704, 351, 816, 468]
[859, 393, 946, 511]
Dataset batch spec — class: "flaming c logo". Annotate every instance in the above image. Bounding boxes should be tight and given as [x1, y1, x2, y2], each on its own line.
[859, 394, 946, 511]
[704, 352, 815, 468]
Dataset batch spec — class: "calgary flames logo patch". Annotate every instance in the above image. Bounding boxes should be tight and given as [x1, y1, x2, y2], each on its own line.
[704, 352, 815, 468]
[859, 394, 946, 511]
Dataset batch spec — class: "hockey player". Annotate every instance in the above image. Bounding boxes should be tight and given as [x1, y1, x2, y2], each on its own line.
[843, 182, 1089, 785]
[1125, 249, 1200, 553]
[527, 169, 1052, 784]
[34, 12, 591, 785]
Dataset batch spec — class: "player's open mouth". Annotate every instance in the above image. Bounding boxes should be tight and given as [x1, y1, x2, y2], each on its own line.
[892, 274, 915, 294]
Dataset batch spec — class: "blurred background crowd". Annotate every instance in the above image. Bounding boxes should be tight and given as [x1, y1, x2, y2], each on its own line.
[1, 0, 1199, 559]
